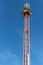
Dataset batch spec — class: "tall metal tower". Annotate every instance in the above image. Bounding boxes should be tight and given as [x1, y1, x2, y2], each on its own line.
[22, 3, 31, 65]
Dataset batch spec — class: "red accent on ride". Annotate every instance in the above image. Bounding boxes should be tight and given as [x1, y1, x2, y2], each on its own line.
[24, 28, 28, 33]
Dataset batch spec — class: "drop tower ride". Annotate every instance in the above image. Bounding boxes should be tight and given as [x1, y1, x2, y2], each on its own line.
[22, 3, 31, 65]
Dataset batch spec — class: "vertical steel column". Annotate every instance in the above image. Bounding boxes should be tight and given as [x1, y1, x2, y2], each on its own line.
[24, 13, 29, 65]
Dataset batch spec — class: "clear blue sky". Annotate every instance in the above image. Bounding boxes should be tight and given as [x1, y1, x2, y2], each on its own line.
[0, 0, 43, 65]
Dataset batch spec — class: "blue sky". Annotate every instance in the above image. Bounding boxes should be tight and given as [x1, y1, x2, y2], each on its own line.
[0, 0, 43, 65]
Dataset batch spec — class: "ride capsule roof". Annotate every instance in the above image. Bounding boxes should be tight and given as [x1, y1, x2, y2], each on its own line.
[22, 3, 32, 16]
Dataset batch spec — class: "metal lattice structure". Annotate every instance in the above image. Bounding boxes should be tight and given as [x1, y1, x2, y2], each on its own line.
[22, 3, 31, 65]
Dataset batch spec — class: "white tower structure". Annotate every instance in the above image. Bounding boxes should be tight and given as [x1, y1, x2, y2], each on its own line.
[22, 3, 31, 65]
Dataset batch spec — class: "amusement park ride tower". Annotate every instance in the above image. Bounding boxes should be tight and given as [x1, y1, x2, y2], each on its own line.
[22, 3, 31, 65]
